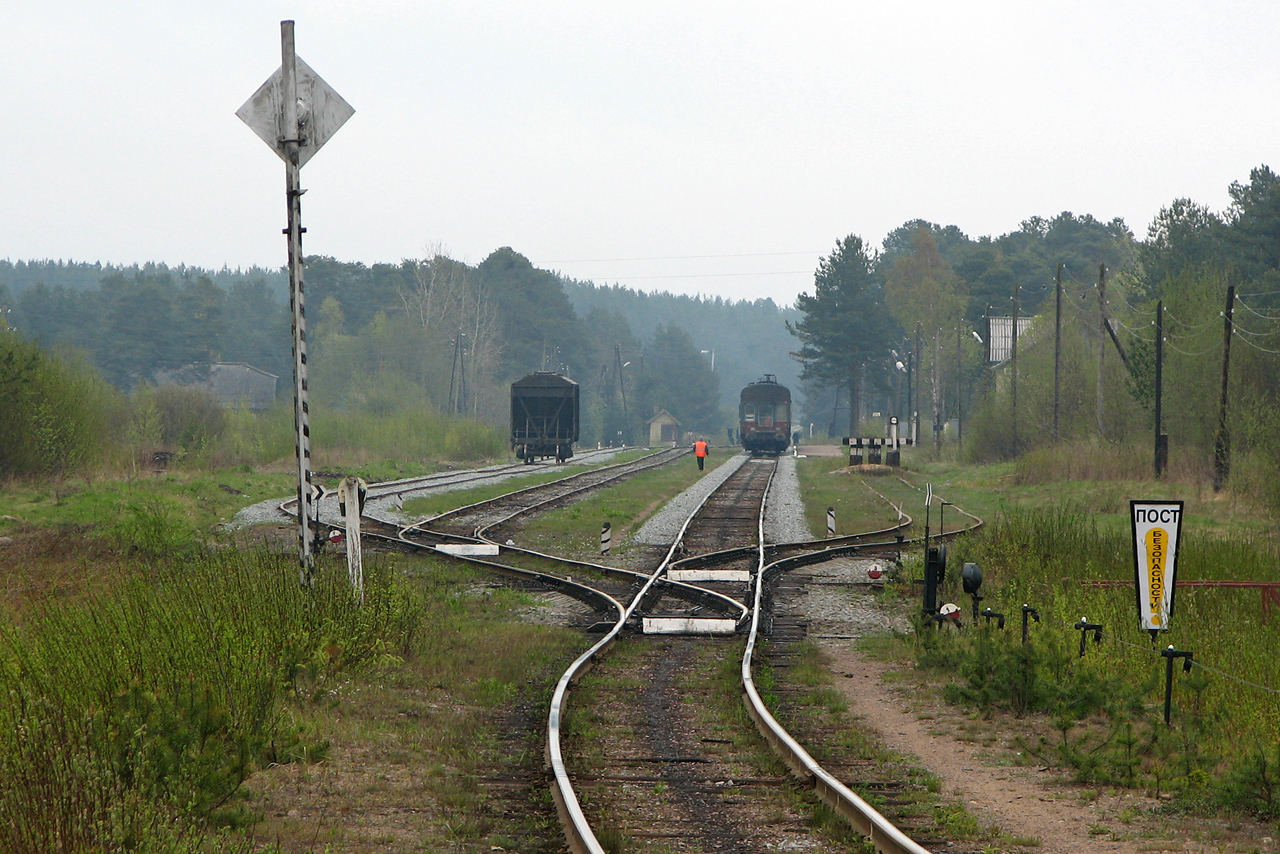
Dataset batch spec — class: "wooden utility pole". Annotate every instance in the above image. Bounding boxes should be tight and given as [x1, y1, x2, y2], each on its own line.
[1053, 262, 1063, 442]
[1096, 264, 1107, 437]
[932, 329, 942, 453]
[956, 326, 963, 447]
[914, 322, 922, 446]
[1154, 300, 1166, 478]
[1213, 285, 1236, 491]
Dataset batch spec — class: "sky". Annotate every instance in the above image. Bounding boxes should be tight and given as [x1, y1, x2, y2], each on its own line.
[3, 1, 1279, 307]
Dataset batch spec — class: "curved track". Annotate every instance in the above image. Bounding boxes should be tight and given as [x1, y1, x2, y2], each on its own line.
[288, 451, 983, 852]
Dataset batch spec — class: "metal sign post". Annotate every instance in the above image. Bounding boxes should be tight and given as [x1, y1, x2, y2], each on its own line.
[1130, 500, 1184, 641]
[238, 20, 353, 584]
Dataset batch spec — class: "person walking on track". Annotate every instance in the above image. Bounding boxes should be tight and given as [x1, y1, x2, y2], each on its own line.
[693, 438, 709, 471]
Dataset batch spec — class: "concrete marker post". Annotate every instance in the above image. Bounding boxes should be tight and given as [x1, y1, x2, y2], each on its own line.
[600, 522, 612, 555]
[338, 476, 367, 604]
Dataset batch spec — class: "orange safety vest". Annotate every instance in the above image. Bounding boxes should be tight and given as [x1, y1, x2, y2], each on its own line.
[694, 440, 708, 457]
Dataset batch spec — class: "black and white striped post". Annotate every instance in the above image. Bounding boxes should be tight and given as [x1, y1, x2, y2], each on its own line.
[237, 20, 354, 585]
[600, 522, 612, 555]
[826, 506, 835, 537]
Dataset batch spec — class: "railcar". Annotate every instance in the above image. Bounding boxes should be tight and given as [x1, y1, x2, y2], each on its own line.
[511, 371, 579, 463]
[739, 375, 791, 456]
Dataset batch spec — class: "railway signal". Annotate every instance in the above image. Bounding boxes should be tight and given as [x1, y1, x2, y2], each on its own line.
[238, 21, 353, 583]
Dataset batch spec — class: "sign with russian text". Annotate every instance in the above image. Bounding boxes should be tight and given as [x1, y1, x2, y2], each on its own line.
[1130, 500, 1184, 632]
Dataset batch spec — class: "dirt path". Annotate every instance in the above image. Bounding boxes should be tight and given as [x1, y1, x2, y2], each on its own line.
[787, 556, 1277, 853]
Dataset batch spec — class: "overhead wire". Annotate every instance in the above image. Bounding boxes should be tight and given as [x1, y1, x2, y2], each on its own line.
[1234, 296, 1280, 321]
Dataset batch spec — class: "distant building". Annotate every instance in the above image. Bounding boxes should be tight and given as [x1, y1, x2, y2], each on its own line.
[154, 362, 279, 410]
[647, 409, 681, 446]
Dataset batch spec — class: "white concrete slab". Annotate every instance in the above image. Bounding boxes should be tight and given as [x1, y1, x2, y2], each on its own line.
[642, 617, 738, 635]
[435, 543, 500, 556]
[668, 569, 751, 582]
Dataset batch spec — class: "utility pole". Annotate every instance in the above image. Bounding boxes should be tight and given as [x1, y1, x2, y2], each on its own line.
[903, 341, 914, 446]
[914, 322, 922, 447]
[955, 326, 963, 448]
[615, 344, 629, 440]
[1213, 285, 1236, 491]
[1155, 300, 1166, 478]
[1096, 264, 1107, 436]
[1011, 284, 1020, 455]
[1054, 262, 1063, 442]
[932, 329, 942, 453]
[453, 332, 468, 412]
[457, 336, 467, 416]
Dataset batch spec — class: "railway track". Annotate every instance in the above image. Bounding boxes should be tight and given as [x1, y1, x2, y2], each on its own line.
[543, 458, 954, 854]
[281, 451, 984, 851]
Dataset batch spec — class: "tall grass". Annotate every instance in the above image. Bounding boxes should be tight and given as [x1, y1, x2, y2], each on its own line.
[929, 507, 1280, 816]
[0, 542, 419, 852]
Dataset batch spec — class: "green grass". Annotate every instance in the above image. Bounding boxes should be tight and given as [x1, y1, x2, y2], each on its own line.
[0, 545, 422, 852]
[511, 455, 708, 559]
[0, 469, 299, 539]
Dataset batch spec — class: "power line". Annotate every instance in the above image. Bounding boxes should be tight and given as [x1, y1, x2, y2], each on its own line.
[1234, 296, 1280, 321]
[1231, 332, 1280, 355]
[1164, 339, 1218, 357]
[583, 270, 811, 281]
[548, 251, 824, 263]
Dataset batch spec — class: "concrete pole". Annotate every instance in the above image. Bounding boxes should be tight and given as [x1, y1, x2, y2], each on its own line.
[1053, 262, 1062, 442]
[1213, 285, 1236, 491]
[1097, 264, 1107, 437]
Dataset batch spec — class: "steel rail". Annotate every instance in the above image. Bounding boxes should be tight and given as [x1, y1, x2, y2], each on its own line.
[543, 457, 764, 854]
[669, 476, 916, 571]
[276, 446, 627, 519]
[740, 473, 934, 854]
[401, 447, 686, 538]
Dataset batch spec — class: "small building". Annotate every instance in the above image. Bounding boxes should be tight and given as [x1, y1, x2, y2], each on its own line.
[155, 362, 279, 410]
[647, 409, 681, 446]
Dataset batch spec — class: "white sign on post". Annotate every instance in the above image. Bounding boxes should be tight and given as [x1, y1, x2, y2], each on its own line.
[237, 56, 355, 167]
[237, 21, 353, 582]
[1130, 500, 1184, 633]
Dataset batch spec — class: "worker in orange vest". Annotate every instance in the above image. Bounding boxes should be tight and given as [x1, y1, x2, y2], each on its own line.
[693, 438, 709, 471]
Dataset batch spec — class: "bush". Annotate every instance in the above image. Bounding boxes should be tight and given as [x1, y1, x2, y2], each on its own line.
[0, 333, 119, 477]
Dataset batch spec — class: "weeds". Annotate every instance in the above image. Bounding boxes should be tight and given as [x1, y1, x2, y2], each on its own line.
[0, 548, 417, 851]
[910, 505, 1280, 820]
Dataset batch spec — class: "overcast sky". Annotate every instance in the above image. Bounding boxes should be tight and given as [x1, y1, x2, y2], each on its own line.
[3, 2, 1278, 306]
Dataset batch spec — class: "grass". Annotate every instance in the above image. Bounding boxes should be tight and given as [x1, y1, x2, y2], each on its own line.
[800, 448, 1280, 824]
[510, 454, 709, 560]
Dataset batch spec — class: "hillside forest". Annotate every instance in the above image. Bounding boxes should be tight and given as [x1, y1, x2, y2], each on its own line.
[5, 164, 1280, 506]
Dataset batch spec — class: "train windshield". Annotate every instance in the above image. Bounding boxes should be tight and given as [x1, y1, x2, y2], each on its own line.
[742, 404, 756, 423]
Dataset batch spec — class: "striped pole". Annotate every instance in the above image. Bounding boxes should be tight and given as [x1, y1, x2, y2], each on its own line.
[826, 507, 835, 537]
[281, 23, 315, 586]
[600, 522, 612, 555]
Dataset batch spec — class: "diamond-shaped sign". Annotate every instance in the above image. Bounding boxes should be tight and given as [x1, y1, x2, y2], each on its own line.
[237, 56, 354, 167]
